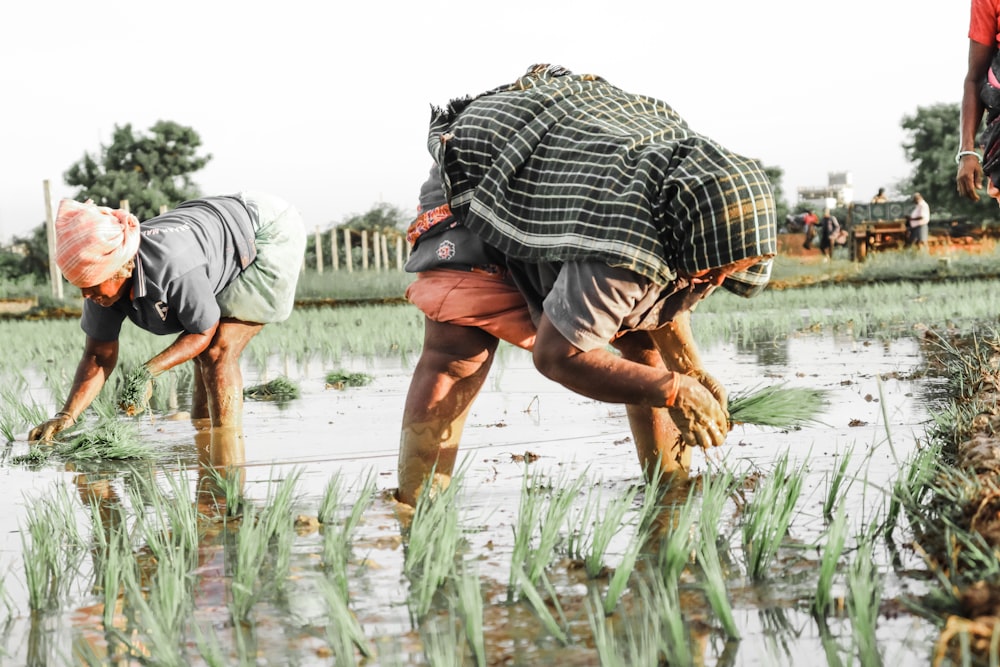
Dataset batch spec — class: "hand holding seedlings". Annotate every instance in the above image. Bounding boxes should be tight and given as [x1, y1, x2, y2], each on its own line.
[119, 365, 154, 417]
[665, 374, 729, 449]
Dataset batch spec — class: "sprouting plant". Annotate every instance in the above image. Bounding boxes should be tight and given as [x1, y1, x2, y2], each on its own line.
[697, 467, 740, 640]
[823, 444, 856, 522]
[512, 567, 570, 646]
[243, 376, 300, 401]
[813, 502, 848, 618]
[846, 536, 882, 665]
[325, 369, 374, 389]
[118, 364, 153, 417]
[741, 451, 805, 580]
[453, 558, 486, 667]
[585, 482, 640, 578]
[319, 574, 374, 662]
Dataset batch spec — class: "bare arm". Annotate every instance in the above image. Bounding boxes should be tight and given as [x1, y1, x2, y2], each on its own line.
[28, 336, 119, 440]
[144, 321, 220, 377]
[533, 313, 727, 448]
[958, 40, 995, 200]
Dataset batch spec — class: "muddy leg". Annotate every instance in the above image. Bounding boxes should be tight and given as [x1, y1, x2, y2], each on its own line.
[612, 331, 691, 480]
[195, 319, 264, 428]
[397, 318, 498, 508]
[191, 359, 210, 422]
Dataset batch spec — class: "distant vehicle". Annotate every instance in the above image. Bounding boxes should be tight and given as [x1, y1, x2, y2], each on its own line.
[845, 200, 911, 261]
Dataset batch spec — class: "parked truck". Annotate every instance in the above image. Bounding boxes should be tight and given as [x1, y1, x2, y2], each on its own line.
[845, 199, 912, 261]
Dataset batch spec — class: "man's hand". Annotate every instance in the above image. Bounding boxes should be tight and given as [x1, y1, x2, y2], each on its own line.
[666, 374, 729, 449]
[688, 370, 727, 411]
[957, 156, 983, 202]
[28, 413, 75, 442]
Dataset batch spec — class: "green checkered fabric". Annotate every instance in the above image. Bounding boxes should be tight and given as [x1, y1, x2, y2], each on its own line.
[427, 65, 777, 296]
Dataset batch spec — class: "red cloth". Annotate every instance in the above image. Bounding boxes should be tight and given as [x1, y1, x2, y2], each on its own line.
[406, 269, 537, 350]
[970, 0, 1000, 46]
[55, 200, 141, 288]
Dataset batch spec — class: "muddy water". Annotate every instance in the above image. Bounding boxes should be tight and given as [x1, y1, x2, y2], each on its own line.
[0, 331, 940, 666]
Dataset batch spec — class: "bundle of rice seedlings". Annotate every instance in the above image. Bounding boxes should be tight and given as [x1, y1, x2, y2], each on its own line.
[727, 384, 829, 428]
[118, 365, 153, 416]
[55, 417, 151, 461]
[243, 376, 300, 401]
[325, 370, 373, 390]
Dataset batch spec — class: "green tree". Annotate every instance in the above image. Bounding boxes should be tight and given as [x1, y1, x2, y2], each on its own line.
[63, 120, 211, 221]
[899, 103, 995, 223]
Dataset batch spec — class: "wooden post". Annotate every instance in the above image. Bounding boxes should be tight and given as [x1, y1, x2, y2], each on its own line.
[159, 204, 168, 214]
[372, 231, 382, 271]
[343, 228, 353, 273]
[314, 226, 324, 274]
[395, 236, 403, 270]
[361, 230, 369, 270]
[42, 180, 64, 300]
[119, 199, 130, 212]
[331, 228, 339, 271]
[381, 233, 390, 270]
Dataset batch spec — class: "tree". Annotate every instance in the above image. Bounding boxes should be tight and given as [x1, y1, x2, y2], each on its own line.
[899, 103, 994, 223]
[63, 120, 211, 221]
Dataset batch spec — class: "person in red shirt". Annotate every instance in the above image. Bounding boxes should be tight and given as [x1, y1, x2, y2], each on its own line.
[957, 0, 1000, 200]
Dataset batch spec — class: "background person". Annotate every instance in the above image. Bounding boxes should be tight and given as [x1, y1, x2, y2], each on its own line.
[28, 193, 305, 441]
[818, 208, 841, 260]
[871, 187, 888, 203]
[907, 192, 931, 249]
[957, 0, 999, 200]
[396, 64, 776, 507]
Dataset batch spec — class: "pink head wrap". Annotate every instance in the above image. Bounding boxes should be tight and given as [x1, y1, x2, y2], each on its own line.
[55, 200, 141, 288]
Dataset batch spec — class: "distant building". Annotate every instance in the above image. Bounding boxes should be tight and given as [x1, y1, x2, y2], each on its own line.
[797, 171, 854, 210]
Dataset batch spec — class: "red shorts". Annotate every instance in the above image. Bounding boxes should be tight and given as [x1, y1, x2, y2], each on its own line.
[405, 269, 536, 350]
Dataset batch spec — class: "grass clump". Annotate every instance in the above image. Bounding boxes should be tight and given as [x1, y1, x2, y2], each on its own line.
[728, 384, 829, 428]
[325, 370, 374, 389]
[243, 376, 300, 401]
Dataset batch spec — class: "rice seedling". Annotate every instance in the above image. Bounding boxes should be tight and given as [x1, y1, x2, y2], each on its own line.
[20, 483, 87, 612]
[697, 467, 741, 640]
[318, 573, 374, 664]
[55, 414, 152, 461]
[117, 364, 153, 416]
[603, 518, 647, 616]
[453, 558, 485, 667]
[0, 381, 46, 442]
[813, 502, 849, 618]
[652, 483, 699, 585]
[131, 470, 200, 566]
[405, 461, 466, 622]
[846, 536, 882, 666]
[419, 612, 464, 667]
[193, 623, 228, 667]
[641, 569, 693, 666]
[512, 567, 570, 646]
[200, 464, 245, 520]
[325, 369, 374, 389]
[741, 451, 805, 580]
[823, 444, 856, 522]
[228, 502, 270, 622]
[584, 482, 640, 578]
[727, 383, 830, 428]
[242, 375, 300, 401]
[111, 554, 191, 667]
[509, 466, 588, 599]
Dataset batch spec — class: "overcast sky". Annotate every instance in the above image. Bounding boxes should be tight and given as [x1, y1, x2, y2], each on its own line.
[0, 0, 971, 243]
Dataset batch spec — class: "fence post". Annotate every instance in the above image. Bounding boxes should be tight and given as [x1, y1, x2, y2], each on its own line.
[361, 231, 369, 270]
[372, 231, 382, 271]
[381, 233, 390, 270]
[314, 226, 324, 274]
[395, 236, 403, 270]
[119, 199, 130, 212]
[343, 228, 353, 273]
[41, 180, 64, 300]
[331, 228, 339, 271]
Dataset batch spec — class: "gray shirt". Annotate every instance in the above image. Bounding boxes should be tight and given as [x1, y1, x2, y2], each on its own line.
[83, 195, 258, 341]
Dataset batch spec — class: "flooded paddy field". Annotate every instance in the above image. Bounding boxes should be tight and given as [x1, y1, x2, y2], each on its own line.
[0, 303, 955, 666]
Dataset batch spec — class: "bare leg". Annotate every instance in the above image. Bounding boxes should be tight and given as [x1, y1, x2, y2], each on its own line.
[611, 331, 691, 480]
[194, 318, 264, 428]
[397, 318, 498, 507]
[191, 361, 210, 422]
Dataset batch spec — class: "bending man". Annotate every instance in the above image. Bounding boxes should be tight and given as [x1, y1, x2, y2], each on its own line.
[29, 193, 306, 440]
[397, 65, 776, 506]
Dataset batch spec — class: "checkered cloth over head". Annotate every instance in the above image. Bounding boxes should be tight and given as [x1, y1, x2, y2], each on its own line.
[427, 65, 777, 297]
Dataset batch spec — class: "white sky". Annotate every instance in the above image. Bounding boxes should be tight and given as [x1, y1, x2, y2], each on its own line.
[0, 0, 971, 243]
